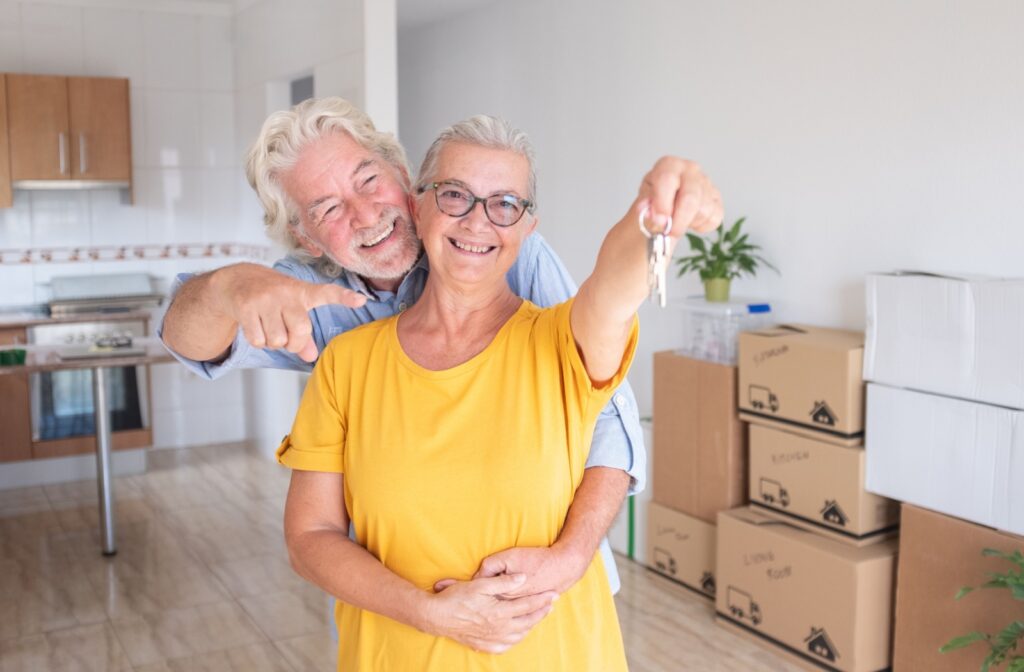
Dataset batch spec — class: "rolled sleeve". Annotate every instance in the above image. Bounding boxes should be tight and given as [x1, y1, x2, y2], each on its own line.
[585, 380, 647, 495]
[276, 435, 344, 473]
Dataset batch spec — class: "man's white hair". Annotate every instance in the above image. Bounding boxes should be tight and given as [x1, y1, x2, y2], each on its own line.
[415, 115, 537, 208]
[245, 97, 410, 274]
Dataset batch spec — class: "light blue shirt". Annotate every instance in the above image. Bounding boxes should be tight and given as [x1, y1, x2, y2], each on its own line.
[159, 232, 646, 592]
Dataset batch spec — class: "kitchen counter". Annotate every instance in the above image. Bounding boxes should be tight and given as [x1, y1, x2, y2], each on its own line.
[0, 336, 177, 556]
[0, 337, 175, 375]
[0, 309, 155, 329]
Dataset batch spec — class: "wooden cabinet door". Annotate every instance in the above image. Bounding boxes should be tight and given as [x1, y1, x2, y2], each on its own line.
[0, 75, 12, 207]
[69, 77, 131, 181]
[0, 329, 32, 463]
[7, 74, 70, 181]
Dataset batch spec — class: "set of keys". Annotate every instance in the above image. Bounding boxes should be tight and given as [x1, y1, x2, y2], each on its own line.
[639, 207, 672, 308]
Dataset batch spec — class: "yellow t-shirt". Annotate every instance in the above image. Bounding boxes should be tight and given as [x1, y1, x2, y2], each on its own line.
[277, 298, 637, 671]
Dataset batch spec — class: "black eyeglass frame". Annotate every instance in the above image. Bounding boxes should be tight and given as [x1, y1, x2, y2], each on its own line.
[417, 181, 535, 227]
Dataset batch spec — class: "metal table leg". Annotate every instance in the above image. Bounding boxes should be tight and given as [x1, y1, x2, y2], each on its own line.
[92, 366, 116, 556]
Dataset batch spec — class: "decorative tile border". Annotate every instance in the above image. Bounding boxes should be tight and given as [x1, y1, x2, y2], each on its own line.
[0, 243, 273, 265]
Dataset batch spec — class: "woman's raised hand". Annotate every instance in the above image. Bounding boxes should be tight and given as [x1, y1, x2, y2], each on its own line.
[635, 156, 723, 238]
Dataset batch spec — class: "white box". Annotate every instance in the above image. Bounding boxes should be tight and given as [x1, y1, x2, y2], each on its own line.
[609, 420, 654, 563]
[865, 383, 1024, 535]
[864, 272, 1024, 409]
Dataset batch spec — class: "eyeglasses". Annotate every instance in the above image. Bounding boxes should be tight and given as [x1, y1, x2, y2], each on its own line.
[417, 181, 534, 227]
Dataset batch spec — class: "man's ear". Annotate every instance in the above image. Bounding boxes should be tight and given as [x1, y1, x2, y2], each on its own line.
[409, 192, 424, 239]
[397, 165, 412, 189]
[290, 223, 323, 258]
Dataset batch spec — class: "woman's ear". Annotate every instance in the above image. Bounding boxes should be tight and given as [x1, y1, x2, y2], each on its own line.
[524, 213, 539, 237]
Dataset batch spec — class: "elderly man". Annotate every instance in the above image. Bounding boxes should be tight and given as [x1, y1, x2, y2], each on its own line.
[161, 97, 708, 645]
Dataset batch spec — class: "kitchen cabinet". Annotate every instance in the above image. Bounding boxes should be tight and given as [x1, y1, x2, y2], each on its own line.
[0, 75, 11, 208]
[5, 74, 132, 188]
[0, 328, 32, 463]
[69, 77, 132, 181]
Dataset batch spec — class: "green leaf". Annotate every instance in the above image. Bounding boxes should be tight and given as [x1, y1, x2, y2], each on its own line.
[984, 548, 1024, 570]
[941, 631, 989, 652]
[726, 217, 744, 243]
[995, 621, 1024, 650]
[1006, 656, 1024, 672]
[687, 233, 706, 253]
[955, 586, 976, 600]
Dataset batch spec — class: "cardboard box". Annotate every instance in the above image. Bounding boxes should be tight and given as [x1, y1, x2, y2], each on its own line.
[864, 272, 1024, 410]
[716, 507, 897, 672]
[865, 383, 1024, 536]
[749, 424, 899, 546]
[738, 325, 865, 445]
[894, 504, 1024, 672]
[609, 420, 654, 562]
[646, 501, 717, 598]
[652, 351, 747, 523]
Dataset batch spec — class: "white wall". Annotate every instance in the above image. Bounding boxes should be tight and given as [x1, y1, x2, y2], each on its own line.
[398, 0, 1024, 416]
[0, 0, 250, 448]
[231, 0, 396, 456]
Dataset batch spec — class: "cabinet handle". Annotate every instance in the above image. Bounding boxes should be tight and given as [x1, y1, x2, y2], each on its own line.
[79, 133, 88, 174]
[58, 133, 68, 175]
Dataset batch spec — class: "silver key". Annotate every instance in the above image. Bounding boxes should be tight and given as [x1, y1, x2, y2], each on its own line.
[648, 233, 668, 307]
[640, 207, 672, 308]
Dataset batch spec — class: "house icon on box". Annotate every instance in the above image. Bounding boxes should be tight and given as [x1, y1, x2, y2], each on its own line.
[700, 571, 716, 597]
[820, 500, 849, 527]
[805, 626, 839, 662]
[809, 400, 838, 427]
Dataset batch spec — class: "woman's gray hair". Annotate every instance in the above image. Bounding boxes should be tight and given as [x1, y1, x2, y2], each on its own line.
[245, 97, 410, 268]
[415, 115, 537, 208]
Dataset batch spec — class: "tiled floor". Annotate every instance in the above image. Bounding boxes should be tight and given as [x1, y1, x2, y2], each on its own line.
[0, 443, 798, 671]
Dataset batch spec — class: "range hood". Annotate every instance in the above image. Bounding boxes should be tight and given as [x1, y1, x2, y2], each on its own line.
[48, 273, 163, 316]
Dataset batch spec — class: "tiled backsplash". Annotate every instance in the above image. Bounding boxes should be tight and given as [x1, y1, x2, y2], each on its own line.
[0, 2, 276, 302]
[0, 1, 261, 449]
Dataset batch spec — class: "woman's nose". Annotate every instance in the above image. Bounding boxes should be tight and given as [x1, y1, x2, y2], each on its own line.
[459, 201, 491, 232]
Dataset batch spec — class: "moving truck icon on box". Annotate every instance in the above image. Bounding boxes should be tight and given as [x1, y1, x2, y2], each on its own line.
[749, 385, 780, 413]
[653, 547, 677, 576]
[758, 478, 790, 507]
[726, 586, 762, 625]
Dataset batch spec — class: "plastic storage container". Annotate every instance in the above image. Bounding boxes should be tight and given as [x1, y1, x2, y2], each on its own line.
[678, 297, 772, 365]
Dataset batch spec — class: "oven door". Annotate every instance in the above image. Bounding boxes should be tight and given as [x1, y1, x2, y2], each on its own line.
[27, 320, 151, 443]
[30, 365, 149, 441]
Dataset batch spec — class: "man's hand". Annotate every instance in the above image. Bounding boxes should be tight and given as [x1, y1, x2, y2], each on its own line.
[210, 263, 366, 362]
[420, 573, 557, 654]
[455, 546, 587, 600]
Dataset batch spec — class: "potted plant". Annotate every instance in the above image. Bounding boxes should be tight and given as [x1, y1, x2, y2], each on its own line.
[940, 547, 1024, 671]
[674, 216, 777, 302]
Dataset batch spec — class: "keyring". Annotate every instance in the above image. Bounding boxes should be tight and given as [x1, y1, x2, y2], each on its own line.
[638, 206, 673, 239]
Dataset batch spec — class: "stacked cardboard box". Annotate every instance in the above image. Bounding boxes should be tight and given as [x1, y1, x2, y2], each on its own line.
[715, 325, 899, 671]
[862, 273, 1024, 669]
[644, 350, 746, 598]
[893, 504, 1024, 671]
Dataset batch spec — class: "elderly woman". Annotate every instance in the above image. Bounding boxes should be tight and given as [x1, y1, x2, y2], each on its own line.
[278, 116, 721, 670]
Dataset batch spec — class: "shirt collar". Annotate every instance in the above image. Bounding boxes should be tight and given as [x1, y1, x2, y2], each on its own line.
[341, 252, 430, 303]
